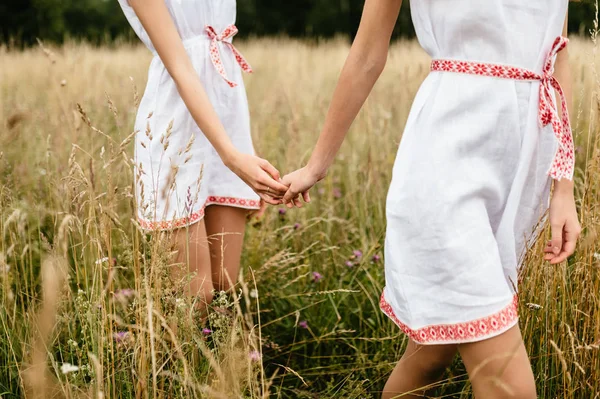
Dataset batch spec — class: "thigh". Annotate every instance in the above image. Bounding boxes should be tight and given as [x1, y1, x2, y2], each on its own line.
[458, 324, 536, 399]
[204, 205, 248, 291]
[383, 339, 457, 399]
[172, 219, 213, 299]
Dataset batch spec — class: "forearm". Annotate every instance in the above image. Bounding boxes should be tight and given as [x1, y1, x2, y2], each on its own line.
[172, 68, 237, 165]
[130, 0, 238, 166]
[307, 51, 386, 177]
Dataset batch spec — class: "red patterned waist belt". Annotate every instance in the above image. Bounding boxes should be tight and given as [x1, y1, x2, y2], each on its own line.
[430, 36, 574, 181]
[205, 24, 253, 88]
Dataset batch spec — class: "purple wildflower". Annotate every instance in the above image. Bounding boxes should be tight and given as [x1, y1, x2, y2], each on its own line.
[371, 254, 381, 263]
[115, 288, 135, 298]
[345, 260, 354, 268]
[202, 328, 212, 336]
[312, 271, 323, 282]
[317, 187, 326, 196]
[278, 208, 287, 216]
[114, 288, 135, 303]
[248, 350, 262, 362]
[353, 250, 363, 259]
[294, 223, 301, 230]
[113, 331, 130, 343]
[333, 187, 342, 199]
[298, 320, 308, 329]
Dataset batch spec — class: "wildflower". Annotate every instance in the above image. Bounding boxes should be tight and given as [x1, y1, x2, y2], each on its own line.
[317, 187, 325, 196]
[298, 320, 308, 329]
[353, 250, 363, 259]
[202, 328, 212, 336]
[113, 331, 130, 343]
[278, 208, 287, 216]
[333, 187, 342, 199]
[294, 223, 301, 230]
[371, 254, 381, 263]
[95, 257, 109, 265]
[312, 271, 323, 282]
[593, 253, 600, 261]
[248, 350, 261, 362]
[249, 288, 258, 299]
[61, 363, 79, 374]
[345, 260, 354, 268]
[114, 288, 135, 301]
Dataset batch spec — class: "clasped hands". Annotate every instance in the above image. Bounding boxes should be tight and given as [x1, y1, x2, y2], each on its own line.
[226, 152, 323, 209]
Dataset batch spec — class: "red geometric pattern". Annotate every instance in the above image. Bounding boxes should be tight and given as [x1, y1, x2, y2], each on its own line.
[431, 36, 574, 181]
[205, 24, 253, 88]
[138, 196, 260, 230]
[380, 293, 519, 344]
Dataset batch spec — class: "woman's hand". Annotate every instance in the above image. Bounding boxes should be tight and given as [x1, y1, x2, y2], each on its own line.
[281, 166, 324, 208]
[544, 185, 581, 264]
[226, 151, 289, 205]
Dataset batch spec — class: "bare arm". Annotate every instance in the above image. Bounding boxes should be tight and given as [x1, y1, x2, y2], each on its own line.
[282, 0, 403, 205]
[129, 0, 287, 202]
[545, 12, 582, 264]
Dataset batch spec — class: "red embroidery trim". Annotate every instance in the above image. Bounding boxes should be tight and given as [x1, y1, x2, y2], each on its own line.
[205, 25, 253, 88]
[431, 36, 574, 181]
[138, 195, 260, 230]
[380, 293, 519, 344]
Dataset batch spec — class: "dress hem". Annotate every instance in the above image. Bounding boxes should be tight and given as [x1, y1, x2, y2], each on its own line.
[138, 195, 261, 231]
[380, 290, 519, 345]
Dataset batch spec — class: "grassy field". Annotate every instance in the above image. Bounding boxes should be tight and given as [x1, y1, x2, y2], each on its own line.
[0, 32, 599, 398]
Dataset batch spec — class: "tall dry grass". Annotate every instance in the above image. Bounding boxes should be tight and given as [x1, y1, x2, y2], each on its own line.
[0, 28, 599, 399]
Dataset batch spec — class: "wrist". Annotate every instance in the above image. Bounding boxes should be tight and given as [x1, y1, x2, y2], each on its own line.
[554, 178, 575, 196]
[306, 158, 328, 181]
[221, 146, 241, 170]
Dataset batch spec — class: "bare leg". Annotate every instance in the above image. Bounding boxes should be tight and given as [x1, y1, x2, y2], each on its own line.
[382, 339, 457, 399]
[204, 205, 248, 292]
[172, 219, 214, 310]
[458, 324, 536, 399]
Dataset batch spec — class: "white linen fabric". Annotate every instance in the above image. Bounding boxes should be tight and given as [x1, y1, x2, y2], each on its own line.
[381, 0, 569, 344]
[118, 0, 260, 230]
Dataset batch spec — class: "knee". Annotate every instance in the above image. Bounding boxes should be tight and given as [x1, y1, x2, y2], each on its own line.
[410, 349, 455, 381]
[189, 276, 215, 305]
[506, 380, 537, 399]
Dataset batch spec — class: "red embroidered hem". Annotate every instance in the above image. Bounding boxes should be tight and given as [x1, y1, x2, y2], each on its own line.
[380, 292, 519, 345]
[138, 195, 260, 231]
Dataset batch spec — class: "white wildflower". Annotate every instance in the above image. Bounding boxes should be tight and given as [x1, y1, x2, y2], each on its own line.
[95, 257, 109, 265]
[61, 363, 79, 374]
[593, 253, 600, 261]
[249, 289, 258, 299]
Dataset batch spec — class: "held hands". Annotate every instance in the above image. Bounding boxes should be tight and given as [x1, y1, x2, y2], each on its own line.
[226, 151, 288, 205]
[281, 165, 325, 208]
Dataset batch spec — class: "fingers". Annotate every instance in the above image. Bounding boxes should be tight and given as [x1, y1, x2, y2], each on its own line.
[544, 219, 581, 264]
[282, 185, 298, 205]
[259, 193, 281, 206]
[260, 159, 281, 181]
[549, 221, 564, 256]
[258, 174, 288, 195]
[302, 191, 311, 203]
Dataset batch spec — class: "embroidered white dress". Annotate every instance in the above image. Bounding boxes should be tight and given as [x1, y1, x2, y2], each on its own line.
[380, 0, 574, 344]
[118, 0, 260, 230]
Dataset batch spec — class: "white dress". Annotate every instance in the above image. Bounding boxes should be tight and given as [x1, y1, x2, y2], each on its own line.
[380, 0, 573, 344]
[118, 0, 260, 230]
